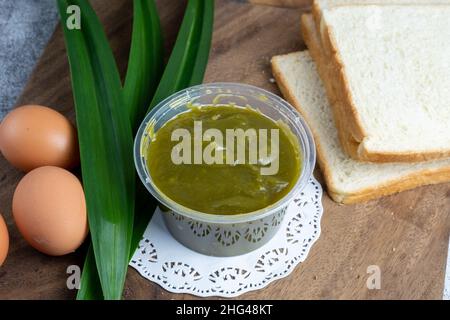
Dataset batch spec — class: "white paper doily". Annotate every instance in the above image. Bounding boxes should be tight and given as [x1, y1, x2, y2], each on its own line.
[130, 176, 323, 298]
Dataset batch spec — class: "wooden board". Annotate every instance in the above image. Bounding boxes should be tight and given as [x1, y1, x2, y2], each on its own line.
[250, 0, 311, 8]
[0, 0, 449, 300]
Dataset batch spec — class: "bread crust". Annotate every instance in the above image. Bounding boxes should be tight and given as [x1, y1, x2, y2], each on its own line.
[301, 14, 363, 159]
[311, 2, 450, 162]
[271, 52, 450, 204]
[332, 166, 450, 204]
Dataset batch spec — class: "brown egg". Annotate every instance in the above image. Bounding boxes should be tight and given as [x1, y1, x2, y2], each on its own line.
[0, 105, 79, 172]
[0, 214, 9, 266]
[13, 166, 88, 256]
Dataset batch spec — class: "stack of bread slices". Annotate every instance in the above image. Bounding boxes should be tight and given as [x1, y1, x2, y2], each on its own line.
[271, 0, 450, 204]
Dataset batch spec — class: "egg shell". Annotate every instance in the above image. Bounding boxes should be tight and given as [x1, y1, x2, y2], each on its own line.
[0, 214, 9, 266]
[13, 166, 88, 256]
[0, 105, 80, 172]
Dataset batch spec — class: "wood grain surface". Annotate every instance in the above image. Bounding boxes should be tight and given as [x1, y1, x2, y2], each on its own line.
[250, 0, 311, 8]
[0, 0, 449, 300]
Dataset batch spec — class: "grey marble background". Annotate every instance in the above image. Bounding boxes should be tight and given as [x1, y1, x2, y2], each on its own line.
[0, 0, 58, 119]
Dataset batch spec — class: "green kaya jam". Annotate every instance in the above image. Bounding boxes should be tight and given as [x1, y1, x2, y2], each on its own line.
[147, 105, 302, 215]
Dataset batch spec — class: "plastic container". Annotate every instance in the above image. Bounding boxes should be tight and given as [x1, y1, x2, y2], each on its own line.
[134, 83, 316, 256]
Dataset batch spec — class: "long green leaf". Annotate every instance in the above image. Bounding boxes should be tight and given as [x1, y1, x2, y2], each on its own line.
[131, 0, 214, 253]
[188, 0, 214, 86]
[130, 0, 214, 255]
[124, 0, 164, 131]
[149, 0, 203, 109]
[76, 245, 103, 299]
[125, 0, 163, 255]
[130, 0, 215, 253]
[75, 0, 163, 300]
[58, 0, 135, 300]
[68, 0, 214, 300]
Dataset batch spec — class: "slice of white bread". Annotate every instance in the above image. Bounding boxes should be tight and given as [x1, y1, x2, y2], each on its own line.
[310, 2, 450, 162]
[312, 0, 450, 45]
[312, 0, 450, 28]
[301, 13, 360, 164]
[271, 50, 450, 204]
